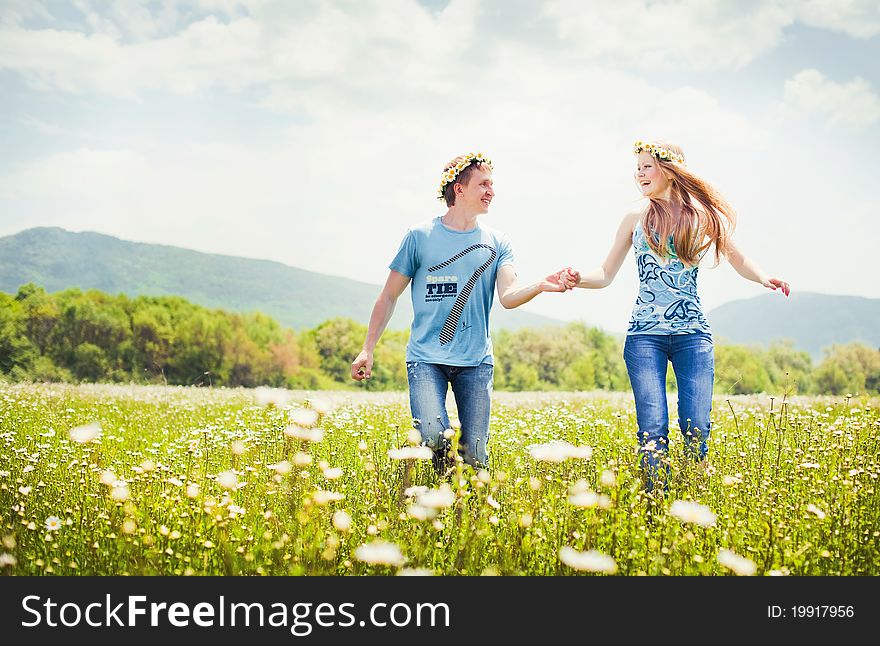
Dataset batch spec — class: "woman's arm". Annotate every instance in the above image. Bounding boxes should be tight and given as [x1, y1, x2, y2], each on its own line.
[571, 211, 640, 289]
[724, 238, 790, 295]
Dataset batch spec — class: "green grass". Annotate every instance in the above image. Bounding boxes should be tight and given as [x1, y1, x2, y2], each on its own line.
[1, 384, 877, 575]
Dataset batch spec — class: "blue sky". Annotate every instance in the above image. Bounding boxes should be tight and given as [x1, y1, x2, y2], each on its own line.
[1, 0, 878, 332]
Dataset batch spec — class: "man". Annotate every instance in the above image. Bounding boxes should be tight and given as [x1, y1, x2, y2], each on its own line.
[351, 152, 575, 473]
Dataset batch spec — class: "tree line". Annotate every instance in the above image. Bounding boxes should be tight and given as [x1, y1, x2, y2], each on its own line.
[1, 284, 877, 395]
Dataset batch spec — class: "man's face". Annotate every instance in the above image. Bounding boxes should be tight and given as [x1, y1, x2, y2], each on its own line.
[457, 166, 494, 213]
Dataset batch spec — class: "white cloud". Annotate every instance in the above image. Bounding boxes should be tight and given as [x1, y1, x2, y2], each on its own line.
[0, 1, 476, 99]
[19, 114, 71, 137]
[0, 16, 271, 98]
[784, 68, 880, 128]
[0, 0, 52, 27]
[543, 0, 794, 70]
[792, 0, 880, 38]
[0, 148, 155, 200]
[80, 0, 186, 41]
[2, 0, 877, 102]
[541, 0, 880, 69]
[0, 44, 772, 332]
[0, 0, 876, 332]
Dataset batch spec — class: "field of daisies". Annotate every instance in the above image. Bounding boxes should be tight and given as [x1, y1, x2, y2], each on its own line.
[1, 383, 877, 576]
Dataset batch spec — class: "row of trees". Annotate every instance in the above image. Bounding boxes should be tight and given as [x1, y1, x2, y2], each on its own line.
[496, 325, 880, 396]
[1, 284, 878, 395]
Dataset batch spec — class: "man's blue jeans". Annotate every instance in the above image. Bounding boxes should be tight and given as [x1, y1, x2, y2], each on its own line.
[406, 361, 493, 469]
[623, 333, 714, 492]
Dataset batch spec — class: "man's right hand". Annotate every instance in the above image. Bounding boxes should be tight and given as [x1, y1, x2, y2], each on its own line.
[351, 350, 373, 381]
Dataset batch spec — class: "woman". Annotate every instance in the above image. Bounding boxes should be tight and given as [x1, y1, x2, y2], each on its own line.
[567, 140, 789, 492]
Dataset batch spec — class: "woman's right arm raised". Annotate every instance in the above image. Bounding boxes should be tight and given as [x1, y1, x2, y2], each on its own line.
[570, 212, 639, 289]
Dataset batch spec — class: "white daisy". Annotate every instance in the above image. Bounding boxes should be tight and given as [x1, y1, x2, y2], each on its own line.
[559, 547, 617, 573]
[417, 484, 455, 509]
[717, 549, 756, 576]
[289, 408, 319, 428]
[216, 470, 238, 490]
[284, 425, 324, 442]
[354, 541, 405, 567]
[528, 440, 593, 463]
[669, 500, 717, 528]
[254, 386, 292, 408]
[332, 510, 352, 532]
[69, 422, 101, 443]
[388, 446, 433, 460]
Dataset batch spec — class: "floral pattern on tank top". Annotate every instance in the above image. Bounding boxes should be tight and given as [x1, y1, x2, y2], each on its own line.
[627, 224, 711, 335]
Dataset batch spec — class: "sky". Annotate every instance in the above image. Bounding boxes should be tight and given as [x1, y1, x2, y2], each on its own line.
[0, 0, 878, 333]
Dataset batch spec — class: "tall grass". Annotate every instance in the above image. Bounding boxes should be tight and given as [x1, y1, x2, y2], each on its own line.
[1, 384, 876, 575]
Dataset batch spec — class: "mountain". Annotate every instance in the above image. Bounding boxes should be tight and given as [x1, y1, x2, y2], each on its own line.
[707, 292, 880, 359]
[0, 227, 565, 332]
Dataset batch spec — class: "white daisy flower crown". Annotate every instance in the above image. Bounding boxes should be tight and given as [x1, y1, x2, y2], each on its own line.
[437, 152, 494, 200]
[633, 140, 686, 165]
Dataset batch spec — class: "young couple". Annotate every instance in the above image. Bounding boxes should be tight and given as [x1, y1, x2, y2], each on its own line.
[351, 144, 790, 491]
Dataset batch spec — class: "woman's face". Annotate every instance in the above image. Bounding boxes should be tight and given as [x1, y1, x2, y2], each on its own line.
[635, 151, 670, 198]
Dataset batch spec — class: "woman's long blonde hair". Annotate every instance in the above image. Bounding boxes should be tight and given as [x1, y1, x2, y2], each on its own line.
[641, 141, 736, 266]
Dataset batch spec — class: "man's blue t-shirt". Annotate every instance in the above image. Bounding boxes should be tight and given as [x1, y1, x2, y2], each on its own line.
[389, 217, 515, 366]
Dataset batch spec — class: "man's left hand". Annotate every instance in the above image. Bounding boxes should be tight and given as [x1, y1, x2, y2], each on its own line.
[543, 268, 578, 292]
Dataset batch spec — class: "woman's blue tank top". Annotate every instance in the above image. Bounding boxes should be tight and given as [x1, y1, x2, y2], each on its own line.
[627, 223, 711, 335]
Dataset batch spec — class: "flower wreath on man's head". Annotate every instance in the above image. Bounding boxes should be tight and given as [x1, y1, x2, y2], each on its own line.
[633, 141, 685, 165]
[437, 152, 494, 200]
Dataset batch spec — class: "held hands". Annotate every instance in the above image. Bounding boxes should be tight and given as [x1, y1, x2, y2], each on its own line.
[351, 350, 373, 381]
[542, 267, 579, 292]
[762, 277, 791, 297]
[542, 267, 580, 292]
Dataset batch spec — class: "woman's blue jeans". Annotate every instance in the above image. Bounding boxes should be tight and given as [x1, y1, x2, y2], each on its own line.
[406, 361, 493, 469]
[623, 333, 714, 492]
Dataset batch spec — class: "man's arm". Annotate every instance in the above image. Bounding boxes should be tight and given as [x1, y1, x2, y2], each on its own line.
[495, 264, 575, 310]
[351, 270, 411, 380]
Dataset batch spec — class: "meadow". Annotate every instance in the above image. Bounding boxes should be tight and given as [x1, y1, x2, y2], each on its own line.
[1, 383, 877, 576]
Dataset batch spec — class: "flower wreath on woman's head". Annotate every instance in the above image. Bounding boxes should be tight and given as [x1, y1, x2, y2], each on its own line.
[437, 152, 494, 200]
[633, 141, 686, 165]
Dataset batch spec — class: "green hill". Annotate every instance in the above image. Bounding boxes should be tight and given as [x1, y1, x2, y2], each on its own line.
[0, 227, 565, 331]
[708, 292, 880, 359]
